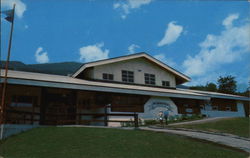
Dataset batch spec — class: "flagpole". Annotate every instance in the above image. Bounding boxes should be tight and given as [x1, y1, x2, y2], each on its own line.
[0, 4, 15, 140]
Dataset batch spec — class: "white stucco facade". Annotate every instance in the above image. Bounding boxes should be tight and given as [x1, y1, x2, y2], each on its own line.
[139, 96, 178, 119]
[201, 101, 246, 117]
[91, 58, 177, 87]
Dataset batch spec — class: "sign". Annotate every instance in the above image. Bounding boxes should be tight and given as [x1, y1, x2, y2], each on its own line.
[186, 108, 193, 113]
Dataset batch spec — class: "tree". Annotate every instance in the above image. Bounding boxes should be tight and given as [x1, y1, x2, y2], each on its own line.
[217, 75, 237, 94]
[237, 81, 250, 97]
[190, 82, 217, 92]
[190, 85, 206, 91]
[206, 82, 217, 92]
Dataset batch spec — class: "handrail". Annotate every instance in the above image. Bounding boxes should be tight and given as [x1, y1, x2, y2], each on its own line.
[5, 109, 139, 127]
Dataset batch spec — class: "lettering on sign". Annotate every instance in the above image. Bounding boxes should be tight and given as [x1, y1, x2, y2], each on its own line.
[186, 108, 193, 113]
[148, 102, 172, 111]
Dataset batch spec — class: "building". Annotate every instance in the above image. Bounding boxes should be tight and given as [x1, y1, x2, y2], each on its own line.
[0, 53, 249, 133]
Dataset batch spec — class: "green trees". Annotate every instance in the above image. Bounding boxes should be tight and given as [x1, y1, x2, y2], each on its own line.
[217, 75, 237, 94]
[206, 82, 217, 92]
[190, 82, 217, 92]
[190, 75, 248, 95]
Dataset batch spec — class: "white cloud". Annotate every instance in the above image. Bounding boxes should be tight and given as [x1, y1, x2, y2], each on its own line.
[128, 44, 140, 54]
[35, 47, 49, 64]
[157, 21, 183, 47]
[113, 3, 121, 9]
[113, 0, 152, 19]
[222, 13, 239, 29]
[184, 73, 217, 86]
[154, 53, 176, 67]
[79, 43, 109, 62]
[128, 0, 152, 8]
[183, 13, 250, 77]
[2, 0, 26, 18]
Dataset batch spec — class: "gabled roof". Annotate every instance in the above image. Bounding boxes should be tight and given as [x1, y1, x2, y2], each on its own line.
[72, 52, 191, 83]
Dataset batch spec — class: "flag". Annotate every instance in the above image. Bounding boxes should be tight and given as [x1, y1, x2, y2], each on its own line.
[1, 9, 14, 23]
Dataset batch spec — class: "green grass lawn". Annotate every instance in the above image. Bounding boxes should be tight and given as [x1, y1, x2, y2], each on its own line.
[172, 117, 250, 138]
[0, 127, 247, 158]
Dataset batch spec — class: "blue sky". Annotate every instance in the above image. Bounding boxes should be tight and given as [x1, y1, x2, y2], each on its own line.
[1, 0, 250, 91]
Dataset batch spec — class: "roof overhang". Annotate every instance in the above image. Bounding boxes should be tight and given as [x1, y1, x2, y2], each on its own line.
[178, 88, 250, 102]
[1, 78, 209, 100]
[0, 70, 207, 100]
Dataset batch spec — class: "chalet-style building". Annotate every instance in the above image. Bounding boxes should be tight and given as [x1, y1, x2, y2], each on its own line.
[0, 53, 249, 137]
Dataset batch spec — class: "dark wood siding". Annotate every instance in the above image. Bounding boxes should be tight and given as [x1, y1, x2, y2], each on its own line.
[211, 98, 237, 111]
[111, 94, 149, 112]
[3, 84, 41, 124]
[171, 98, 205, 114]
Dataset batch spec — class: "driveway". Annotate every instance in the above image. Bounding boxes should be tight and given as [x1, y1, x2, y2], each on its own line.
[169, 117, 233, 126]
[140, 127, 250, 153]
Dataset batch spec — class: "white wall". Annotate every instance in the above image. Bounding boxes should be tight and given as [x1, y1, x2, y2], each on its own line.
[92, 58, 176, 87]
[201, 101, 245, 117]
[139, 96, 178, 119]
[1, 124, 39, 139]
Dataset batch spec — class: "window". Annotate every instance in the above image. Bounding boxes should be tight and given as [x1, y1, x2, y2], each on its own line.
[200, 105, 205, 110]
[144, 73, 155, 85]
[102, 73, 113, 80]
[122, 70, 134, 83]
[10, 95, 38, 107]
[212, 105, 218, 110]
[162, 81, 170, 87]
[225, 105, 231, 111]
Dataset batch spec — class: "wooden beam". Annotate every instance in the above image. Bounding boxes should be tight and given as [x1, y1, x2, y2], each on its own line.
[134, 113, 138, 128]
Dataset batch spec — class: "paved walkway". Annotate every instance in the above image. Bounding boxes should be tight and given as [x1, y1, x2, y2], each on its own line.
[140, 127, 250, 153]
[60, 124, 250, 152]
[169, 117, 232, 126]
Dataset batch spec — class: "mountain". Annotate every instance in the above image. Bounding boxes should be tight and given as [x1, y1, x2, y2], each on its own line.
[176, 84, 190, 89]
[0, 61, 82, 76]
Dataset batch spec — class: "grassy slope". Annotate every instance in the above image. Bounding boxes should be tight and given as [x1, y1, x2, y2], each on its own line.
[173, 117, 250, 138]
[0, 127, 247, 158]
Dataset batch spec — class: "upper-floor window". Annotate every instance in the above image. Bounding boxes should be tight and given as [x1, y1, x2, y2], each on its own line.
[162, 81, 170, 87]
[145, 73, 155, 85]
[122, 70, 134, 83]
[103, 73, 114, 81]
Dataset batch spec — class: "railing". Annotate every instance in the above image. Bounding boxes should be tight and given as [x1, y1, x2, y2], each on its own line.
[5, 109, 40, 124]
[77, 112, 139, 127]
[4, 110, 139, 127]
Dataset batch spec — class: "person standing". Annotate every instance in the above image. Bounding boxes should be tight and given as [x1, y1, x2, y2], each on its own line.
[158, 111, 164, 127]
[164, 110, 169, 125]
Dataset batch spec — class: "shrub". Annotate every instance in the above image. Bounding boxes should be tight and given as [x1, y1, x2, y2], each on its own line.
[139, 118, 143, 126]
[144, 119, 158, 126]
[181, 114, 188, 120]
[120, 119, 134, 127]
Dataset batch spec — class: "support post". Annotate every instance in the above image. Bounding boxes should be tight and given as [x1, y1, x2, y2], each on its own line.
[104, 104, 108, 126]
[134, 112, 138, 128]
[32, 98, 35, 125]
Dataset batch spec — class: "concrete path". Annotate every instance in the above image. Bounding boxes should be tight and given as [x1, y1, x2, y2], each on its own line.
[60, 124, 250, 152]
[140, 127, 250, 153]
[169, 117, 232, 126]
